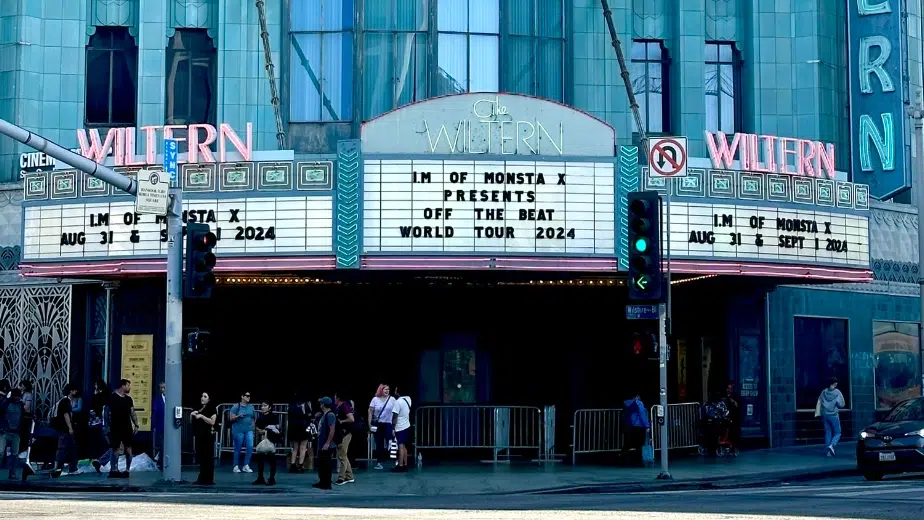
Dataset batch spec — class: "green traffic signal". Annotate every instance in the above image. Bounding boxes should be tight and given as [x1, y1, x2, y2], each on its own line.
[634, 237, 649, 253]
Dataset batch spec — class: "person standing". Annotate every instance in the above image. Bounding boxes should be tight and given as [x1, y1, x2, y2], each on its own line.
[367, 384, 395, 470]
[190, 392, 217, 485]
[89, 379, 111, 472]
[17, 381, 33, 457]
[152, 382, 166, 469]
[334, 393, 355, 485]
[622, 392, 650, 466]
[253, 401, 282, 486]
[0, 389, 25, 480]
[390, 387, 412, 473]
[108, 379, 139, 478]
[313, 397, 337, 490]
[51, 384, 79, 477]
[229, 391, 256, 473]
[287, 394, 311, 473]
[817, 377, 846, 457]
[723, 381, 741, 451]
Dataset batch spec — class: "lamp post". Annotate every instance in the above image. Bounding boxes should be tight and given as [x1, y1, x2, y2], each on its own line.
[909, 94, 924, 355]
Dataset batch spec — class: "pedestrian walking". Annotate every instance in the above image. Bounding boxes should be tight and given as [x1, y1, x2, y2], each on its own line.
[368, 384, 395, 470]
[107, 379, 139, 478]
[191, 392, 217, 485]
[51, 384, 79, 477]
[0, 388, 26, 480]
[152, 382, 166, 469]
[313, 397, 337, 490]
[334, 393, 355, 485]
[390, 387, 412, 473]
[253, 401, 282, 486]
[229, 391, 256, 474]
[816, 377, 846, 457]
[89, 379, 111, 472]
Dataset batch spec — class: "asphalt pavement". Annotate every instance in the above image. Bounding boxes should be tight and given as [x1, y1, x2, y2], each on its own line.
[1, 475, 922, 519]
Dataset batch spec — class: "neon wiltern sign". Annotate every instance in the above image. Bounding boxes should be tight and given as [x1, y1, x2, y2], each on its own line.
[849, 0, 907, 199]
[76, 123, 253, 165]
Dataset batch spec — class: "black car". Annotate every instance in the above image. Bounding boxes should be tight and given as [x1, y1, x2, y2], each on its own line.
[857, 397, 924, 481]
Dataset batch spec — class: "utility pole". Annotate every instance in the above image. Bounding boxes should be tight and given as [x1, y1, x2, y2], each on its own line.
[909, 94, 924, 361]
[0, 118, 185, 483]
[599, 0, 671, 479]
[255, 0, 287, 150]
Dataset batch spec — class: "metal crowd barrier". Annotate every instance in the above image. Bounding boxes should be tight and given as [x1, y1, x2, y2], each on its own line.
[216, 403, 292, 466]
[413, 405, 543, 462]
[650, 402, 701, 451]
[571, 408, 626, 465]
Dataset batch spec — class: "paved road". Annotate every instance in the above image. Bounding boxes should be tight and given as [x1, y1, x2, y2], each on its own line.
[1, 475, 922, 519]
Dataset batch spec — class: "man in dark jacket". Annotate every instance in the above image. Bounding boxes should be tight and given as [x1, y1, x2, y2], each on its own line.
[0, 389, 25, 479]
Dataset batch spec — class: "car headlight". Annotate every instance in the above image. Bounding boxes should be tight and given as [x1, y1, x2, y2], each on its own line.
[904, 428, 924, 437]
[860, 431, 869, 439]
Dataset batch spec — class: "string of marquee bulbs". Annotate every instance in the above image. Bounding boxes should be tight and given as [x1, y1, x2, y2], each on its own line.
[216, 274, 720, 287]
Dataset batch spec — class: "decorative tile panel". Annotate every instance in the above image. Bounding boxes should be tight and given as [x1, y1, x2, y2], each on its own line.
[51, 171, 78, 199]
[675, 168, 705, 197]
[738, 173, 764, 200]
[257, 162, 294, 191]
[815, 179, 835, 207]
[618, 146, 641, 270]
[707, 170, 735, 198]
[81, 173, 110, 198]
[767, 175, 791, 203]
[23, 173, 49, 201]
[297, 161, 334, 191]
[792, 178, 814, 204]
[182, 163, 217, 192]
[219, 162, 255, 192]
[335, 141, 360, 268]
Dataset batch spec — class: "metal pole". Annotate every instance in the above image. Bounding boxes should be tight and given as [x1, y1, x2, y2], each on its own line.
[910, 95, 924, 361]
[163, 187, 184, 483]
[657, 306, 671, 479]
[0, 118, 136, 196]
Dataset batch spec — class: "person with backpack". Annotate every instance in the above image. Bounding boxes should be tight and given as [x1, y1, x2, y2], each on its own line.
[390, 387, 412, 473]
[0, 388, 25, 480]
[313, 397, 337, 490]
[334, 392, 358, 485]
[622, 391, 650, 467]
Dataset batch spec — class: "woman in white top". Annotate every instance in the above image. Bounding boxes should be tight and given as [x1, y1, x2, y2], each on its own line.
[368, 384, 395, 470]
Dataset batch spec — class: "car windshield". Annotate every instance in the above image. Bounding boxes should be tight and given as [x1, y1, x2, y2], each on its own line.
[884, 398, 924, 422]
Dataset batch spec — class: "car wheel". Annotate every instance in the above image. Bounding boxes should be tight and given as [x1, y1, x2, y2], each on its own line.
[697, 446, 707, 456]
[716, 447, 728, 458]
[863, 472, 883, 482]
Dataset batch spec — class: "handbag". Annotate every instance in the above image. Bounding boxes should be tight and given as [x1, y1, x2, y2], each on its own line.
[642, 441, 654, 465]
[256, 438, 275, 455]
[389, 439, 398, 459]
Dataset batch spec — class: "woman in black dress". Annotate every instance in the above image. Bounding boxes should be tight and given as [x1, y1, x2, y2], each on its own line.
[287, 395, 312, 472]
[190, 392, 217, 485]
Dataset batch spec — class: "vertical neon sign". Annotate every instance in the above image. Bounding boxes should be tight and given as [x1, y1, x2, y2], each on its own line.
[849, 0, 907, 199]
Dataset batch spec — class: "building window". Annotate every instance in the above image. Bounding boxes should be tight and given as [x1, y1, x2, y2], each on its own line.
[704, 41, 740, 134]
[503, 0, 565, 102]
[290, 0, 354, 122]
[436, 0, 500, 94]
[85, 27, 138, 126]
[630, 40, 669, 134]
[794, 317, 850, 410]
[165, 30, 217, 126]
[873, 321, 921, 411]
[363, 0, 428, 120]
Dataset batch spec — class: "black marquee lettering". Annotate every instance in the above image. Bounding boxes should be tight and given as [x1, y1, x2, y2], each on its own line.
[557, 173, 566, 185]
[229, 209, 241, 223]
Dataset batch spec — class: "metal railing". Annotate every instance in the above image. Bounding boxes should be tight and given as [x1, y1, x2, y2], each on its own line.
[650, 402, 701, 451]
[216, 403, 292, 465]
[571, 408, 626, 465]
[414, 405, 544, 462]
[571, 402, 702, 464]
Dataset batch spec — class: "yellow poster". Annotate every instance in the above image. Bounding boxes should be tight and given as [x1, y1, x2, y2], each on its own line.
[121, 334, 154, 432]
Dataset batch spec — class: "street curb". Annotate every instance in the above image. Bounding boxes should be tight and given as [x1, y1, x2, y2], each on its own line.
[522, 467, 859, 495]
[0, 467, 859, 496]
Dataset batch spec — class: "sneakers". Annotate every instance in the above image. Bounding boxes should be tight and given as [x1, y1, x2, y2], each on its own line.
[335, 478, 354, 485]
[233, 466, 241, 473]
[242, 465, 253, 473]
[92, 460, 102, 473]
[267, 477, 276, 486]
[827, 446, 836, 457]
[374, 463, 384, 470]
[252, 477, 266, 485]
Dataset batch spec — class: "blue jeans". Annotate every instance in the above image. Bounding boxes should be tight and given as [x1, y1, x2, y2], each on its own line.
[823, 414, 841, 449]
[233, 431, 254, 467]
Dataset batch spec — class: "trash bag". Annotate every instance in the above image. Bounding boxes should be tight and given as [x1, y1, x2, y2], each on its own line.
[74, 453, 158, 474]
[642, 442, 655, 465]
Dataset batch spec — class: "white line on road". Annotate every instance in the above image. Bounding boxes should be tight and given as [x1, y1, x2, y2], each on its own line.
[813, 487, 924, 499]
[627, 483, 914, 496]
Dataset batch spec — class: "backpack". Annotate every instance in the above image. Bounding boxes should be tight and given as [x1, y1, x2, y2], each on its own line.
[1, 400, 22, 432]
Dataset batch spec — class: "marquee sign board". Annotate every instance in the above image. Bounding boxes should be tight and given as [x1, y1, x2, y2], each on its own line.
[664, 202, 869, 268]
[363, 159, 616, 255]
[22, 196, 333, 260]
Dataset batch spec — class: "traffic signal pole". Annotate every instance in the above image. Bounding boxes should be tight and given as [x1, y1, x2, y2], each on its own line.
[163, 187, 183, 483]
[0, 118, 184, 484]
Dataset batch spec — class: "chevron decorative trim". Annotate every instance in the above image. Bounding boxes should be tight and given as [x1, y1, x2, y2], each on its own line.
[618, 146, 640, 270]
[872, 258, 919, 284]
[335, 140, 362, 268]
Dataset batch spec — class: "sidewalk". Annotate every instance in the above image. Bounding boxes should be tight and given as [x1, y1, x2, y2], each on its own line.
[0, 443, 857, 496]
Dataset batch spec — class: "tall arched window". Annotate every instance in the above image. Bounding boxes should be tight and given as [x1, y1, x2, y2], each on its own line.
[503, 0, 565, 101]
[85, 27, 138, 126]
[165, 29, 217, 126]
[436, 0, 500, 95]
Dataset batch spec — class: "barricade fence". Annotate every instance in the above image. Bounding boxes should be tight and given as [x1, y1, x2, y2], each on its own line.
[414, 405, 544, 462]
[571, 403, 702, 464]
[649, 402, 701, 451]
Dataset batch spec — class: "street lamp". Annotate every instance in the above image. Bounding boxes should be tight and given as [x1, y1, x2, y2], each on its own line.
[908, 93, 924, 349]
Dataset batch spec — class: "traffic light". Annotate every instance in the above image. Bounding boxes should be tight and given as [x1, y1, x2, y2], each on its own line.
[184, 222, 217, 299]
[627, 191, 662, 301]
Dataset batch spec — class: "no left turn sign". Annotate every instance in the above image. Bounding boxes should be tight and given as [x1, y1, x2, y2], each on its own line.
[648, 137, 688, 178]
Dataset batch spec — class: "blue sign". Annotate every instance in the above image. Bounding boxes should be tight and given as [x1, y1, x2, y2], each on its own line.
[626, 304, 660, 320]
[164, 139, 178, 183]
[848, 0, 907, 199]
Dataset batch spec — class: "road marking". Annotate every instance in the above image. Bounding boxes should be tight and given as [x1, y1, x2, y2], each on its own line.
[627, 483, 915, 497]
[813, 487, 924, 499]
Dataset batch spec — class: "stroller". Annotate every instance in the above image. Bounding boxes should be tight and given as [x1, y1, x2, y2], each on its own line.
[697, 398, 738, 457]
